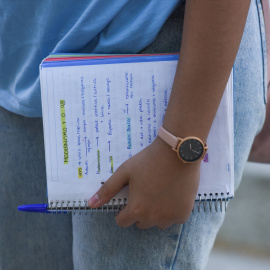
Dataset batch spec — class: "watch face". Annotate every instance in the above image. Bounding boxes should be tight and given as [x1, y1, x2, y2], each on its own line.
[178, 138, 204, 162]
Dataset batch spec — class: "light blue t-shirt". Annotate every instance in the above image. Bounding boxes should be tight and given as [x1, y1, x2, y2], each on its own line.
[0, 0, 181, 117]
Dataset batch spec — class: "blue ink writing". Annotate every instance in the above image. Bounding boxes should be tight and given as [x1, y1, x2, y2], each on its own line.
[95, 120, 99, 133]
[126, 117, 132, 149]
[125, 72, 129, 99]
[152, 75, 157, 93]
[107, 119, 112, 135]
[85, 160, 89, 175]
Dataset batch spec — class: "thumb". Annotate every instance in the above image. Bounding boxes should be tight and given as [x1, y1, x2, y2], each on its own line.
[88, 161, 130, 208]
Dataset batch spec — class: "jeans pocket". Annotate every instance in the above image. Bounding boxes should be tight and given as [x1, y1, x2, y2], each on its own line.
[256, 0, 268, 104]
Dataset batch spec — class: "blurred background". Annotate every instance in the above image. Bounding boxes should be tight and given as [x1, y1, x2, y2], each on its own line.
[207, 162, 270, 270]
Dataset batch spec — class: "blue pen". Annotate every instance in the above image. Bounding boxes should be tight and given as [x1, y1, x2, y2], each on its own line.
[18, 204, 75, 213]
[18, 203, 121, 213]
[17, 204, 88, 213]
[18, 204, 51, 213]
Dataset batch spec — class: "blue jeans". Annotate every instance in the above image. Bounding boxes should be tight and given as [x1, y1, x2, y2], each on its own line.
[0, 0, 267, 269]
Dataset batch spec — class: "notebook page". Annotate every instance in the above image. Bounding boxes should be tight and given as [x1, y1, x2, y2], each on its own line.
[198, 72, 234, 199]
[40, 57, 233, 206]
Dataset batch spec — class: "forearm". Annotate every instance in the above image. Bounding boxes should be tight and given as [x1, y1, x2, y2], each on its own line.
[163, 0, 251, 142]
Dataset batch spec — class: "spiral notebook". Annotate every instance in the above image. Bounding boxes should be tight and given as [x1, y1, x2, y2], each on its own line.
[40, 53, 234, 212]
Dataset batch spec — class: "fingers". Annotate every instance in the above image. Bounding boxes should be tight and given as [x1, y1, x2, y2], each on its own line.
[117, 212, 174, 229]
[116, 209, 155, 229]
[88, 162, 130, 208]
[115, 205, 137, 228]
[115, 205, 175, 229]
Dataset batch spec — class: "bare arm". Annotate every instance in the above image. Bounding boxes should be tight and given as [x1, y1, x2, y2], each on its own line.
[88, 0, 251, 229]
[163, 0, 251, 141]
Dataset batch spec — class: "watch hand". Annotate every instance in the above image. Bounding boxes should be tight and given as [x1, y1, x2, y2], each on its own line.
[191, 150, 200, 154]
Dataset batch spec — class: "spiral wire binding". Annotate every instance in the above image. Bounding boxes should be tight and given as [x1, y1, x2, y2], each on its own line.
[49, 192, 230, 214]
[49, 198, 128, 214]
[191, 192, 230, 213]
[193, 192, 230, 213]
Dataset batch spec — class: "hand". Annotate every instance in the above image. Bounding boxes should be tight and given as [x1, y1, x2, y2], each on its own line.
[88, 137, 201, 229]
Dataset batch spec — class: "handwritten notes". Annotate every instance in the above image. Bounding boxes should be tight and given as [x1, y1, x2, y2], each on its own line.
[40, 56, 234, 205]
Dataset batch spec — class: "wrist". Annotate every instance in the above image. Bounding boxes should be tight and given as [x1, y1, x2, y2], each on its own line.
[157, 125, 208, 164]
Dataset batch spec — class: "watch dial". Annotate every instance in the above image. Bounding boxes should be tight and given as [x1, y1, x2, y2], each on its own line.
[178, 139, 204, 162]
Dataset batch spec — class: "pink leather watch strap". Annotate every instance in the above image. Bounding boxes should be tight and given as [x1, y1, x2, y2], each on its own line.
[158, 126, 180, 150]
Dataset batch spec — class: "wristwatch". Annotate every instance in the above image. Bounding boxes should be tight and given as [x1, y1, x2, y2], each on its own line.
[158, 126, 208, 163]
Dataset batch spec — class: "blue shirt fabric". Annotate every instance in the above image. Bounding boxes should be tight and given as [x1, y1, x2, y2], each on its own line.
[0, 0, 182, 117]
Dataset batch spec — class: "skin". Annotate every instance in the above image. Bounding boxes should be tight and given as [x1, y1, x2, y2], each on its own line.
[88, 0, 252, 229]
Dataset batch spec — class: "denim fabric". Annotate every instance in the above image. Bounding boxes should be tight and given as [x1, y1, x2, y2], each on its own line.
[0, 108, 73, 270]
[0, 0, 267, 269]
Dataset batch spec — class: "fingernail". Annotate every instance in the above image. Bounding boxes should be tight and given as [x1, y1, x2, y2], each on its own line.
[88, 193, 100, 207]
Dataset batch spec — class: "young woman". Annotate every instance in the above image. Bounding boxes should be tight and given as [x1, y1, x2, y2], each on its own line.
[0, 0, 267, 269]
